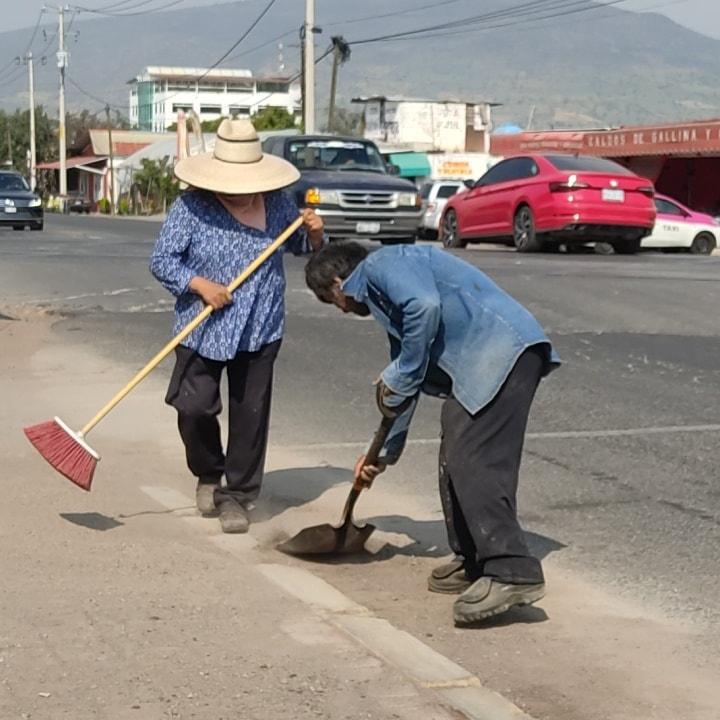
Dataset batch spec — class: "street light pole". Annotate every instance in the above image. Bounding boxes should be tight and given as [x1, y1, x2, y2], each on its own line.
[26, 52, 37, 191]
[303, 0, 315, 133]
[57, 5, 68, 203]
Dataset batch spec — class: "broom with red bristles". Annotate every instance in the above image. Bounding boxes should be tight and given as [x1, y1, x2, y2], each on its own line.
[23, 216, 304, 491]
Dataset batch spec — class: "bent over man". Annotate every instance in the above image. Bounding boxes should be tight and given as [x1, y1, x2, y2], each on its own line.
[305, 243, 560, 625]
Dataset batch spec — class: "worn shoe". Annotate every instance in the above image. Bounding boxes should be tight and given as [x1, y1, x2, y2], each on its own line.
[196, 482, 218, 516]
[218, 501, 250, 534]
[453, 578, 545, 625]
[428, 557, 478, 595]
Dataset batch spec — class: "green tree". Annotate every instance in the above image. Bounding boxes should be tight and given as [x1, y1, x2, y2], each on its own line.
[251, 106, 297, 131]
[0, 106, 57, 174]
[66, 109, 129, 152]
[132, 157, 180, 214]
[169, 107, 297, 134]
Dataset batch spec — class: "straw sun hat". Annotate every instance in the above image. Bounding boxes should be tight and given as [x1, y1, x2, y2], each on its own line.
[174, 118, 300, 194]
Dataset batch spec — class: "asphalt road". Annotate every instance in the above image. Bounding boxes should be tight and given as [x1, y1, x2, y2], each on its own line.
[3, 213, 720, 641]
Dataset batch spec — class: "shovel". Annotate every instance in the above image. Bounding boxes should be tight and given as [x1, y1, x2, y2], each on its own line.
[276, 415, 396, 557]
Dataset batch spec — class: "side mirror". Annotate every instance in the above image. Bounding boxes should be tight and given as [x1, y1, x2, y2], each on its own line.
[387, 163, 400, 175]
[464, 179, 476, 189]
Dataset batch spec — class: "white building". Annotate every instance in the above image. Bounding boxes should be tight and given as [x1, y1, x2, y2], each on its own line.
[129, 66, 300, 132]
[352, 96, 499, 155]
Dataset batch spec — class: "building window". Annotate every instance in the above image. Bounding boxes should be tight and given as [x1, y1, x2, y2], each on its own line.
[167, 81, 195, 92]
[172, 104, 193, 113]
[197, 83, 224, 93]
[227, 82, 253, 93]
[200, 105, 222, 114]
[229, 106, 250, 116]
[257, 81, 289, 94]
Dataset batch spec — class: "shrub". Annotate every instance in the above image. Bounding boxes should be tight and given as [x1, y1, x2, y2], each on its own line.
[97, 198, 111, 214]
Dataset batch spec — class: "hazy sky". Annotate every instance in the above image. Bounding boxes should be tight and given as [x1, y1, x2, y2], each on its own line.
[0, 0, 717, 39]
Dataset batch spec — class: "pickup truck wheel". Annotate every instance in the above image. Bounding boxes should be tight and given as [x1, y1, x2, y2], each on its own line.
[441, 210, 467, 248]
[690, 232, 716, 255]
[513, 206, 543, 252]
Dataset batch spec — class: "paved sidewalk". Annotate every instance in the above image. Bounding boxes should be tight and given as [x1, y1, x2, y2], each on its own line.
[0, 311, 532, 720]
[4, 303, 720, 720]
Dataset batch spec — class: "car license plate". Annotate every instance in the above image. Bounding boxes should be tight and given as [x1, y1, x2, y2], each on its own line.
[356, 221, 381, 234]
[4, 206, 16, 213]
[602, 188, 625, 203]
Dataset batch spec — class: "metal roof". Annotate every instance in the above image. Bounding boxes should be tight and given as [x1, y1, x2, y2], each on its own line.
[130, 66, 294, 84]
[352, 95, 501, 107]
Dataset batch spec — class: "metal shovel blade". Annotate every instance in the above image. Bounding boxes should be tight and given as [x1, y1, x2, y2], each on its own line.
[276, 519, 376, 556]
[277, 416, 397, 557]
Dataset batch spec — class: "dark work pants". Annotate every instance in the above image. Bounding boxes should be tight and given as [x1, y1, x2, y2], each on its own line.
[439, 347, 545, 585]
[165, 341, 281, 507]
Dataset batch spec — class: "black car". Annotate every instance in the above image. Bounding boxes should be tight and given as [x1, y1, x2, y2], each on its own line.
[67, 191, 93, 214]
[263, 135, 423, 244]
[0, 170, 43, 231]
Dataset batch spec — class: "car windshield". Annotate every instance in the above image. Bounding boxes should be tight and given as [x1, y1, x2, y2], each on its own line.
[0, 173, 30, 191]
[546, 155, 633, 175]
[287, 140, 387, 173]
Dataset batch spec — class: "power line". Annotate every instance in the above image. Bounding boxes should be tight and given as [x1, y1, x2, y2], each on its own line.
[348, 0, 629, 45]
[0, 9, 46, 82]
[72, 0, 188, 17]
[388, 0, 631, 44]
[66, 0, 282, 114]
[23, 8, 46, 55]
[325, 0, 472, 28]
[226, 28, 296, 63]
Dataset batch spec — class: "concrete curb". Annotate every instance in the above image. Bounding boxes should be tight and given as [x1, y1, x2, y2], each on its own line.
[256, 562, 536, 720]
[141, 486, 537, 720]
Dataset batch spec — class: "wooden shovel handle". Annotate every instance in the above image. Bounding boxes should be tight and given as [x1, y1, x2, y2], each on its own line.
[80, 215, 304, 436]
[351, 416, 396, 492]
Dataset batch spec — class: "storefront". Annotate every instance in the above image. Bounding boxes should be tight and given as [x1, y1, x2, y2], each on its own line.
[491, 120, 720, 214]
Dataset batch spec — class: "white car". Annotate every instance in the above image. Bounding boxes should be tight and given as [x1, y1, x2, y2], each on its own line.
[642, 194, 718, 254]
[418, 180, 466, 239]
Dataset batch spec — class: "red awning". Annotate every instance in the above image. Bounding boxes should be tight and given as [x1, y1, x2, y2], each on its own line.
[491, 119, 720, 159]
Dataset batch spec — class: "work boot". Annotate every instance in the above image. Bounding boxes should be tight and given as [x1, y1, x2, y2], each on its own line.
[195, 481, 218, 516]
[218, 500, 250, 534]
[428, 557, 479, 595]
[453, 578, 546, 625]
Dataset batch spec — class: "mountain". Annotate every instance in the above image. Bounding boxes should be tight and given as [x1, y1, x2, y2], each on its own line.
[2, 0, 720, 129]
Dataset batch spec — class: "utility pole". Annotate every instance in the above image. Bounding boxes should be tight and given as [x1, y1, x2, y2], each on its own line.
[328, 43, 339, 133]
[327, 37, 350, 134]
[299, 25, 306, 130]
[105, 105, 115, 216]
[57, 5, 68, 205]
[26, 52, 37, 191]
[303, 0, 315, 133]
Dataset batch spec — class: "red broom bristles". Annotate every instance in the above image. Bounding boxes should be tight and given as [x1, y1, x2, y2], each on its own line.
[24, 419, 98, 491]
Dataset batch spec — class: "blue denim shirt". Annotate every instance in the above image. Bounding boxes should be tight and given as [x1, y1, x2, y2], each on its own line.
[342, 245, 560, 461]
[150, 189, 307, 360]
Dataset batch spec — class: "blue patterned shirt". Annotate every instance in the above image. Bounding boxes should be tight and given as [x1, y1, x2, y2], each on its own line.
[150, 189, 307, 360]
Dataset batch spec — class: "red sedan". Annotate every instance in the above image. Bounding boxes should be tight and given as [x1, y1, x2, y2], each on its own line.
[440, 154, 656, 253]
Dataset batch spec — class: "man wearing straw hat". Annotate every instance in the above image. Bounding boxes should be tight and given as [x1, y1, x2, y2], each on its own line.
[150, 119, 324, 534]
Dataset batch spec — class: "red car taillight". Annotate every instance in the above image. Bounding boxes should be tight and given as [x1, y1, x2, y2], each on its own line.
[549, 181, 590, 192]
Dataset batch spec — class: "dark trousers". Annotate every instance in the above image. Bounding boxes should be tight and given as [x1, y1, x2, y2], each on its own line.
[165, 340, 281, 506]
[439, 347, 545, 585]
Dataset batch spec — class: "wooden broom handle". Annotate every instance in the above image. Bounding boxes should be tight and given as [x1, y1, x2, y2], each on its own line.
[80, 215, 304, 436]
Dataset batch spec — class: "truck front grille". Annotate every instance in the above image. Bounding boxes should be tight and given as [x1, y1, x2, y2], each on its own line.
[339, 191, 396, 209]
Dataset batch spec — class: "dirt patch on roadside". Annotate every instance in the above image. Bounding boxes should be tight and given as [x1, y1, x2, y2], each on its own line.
[248, 455, 720, 720]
